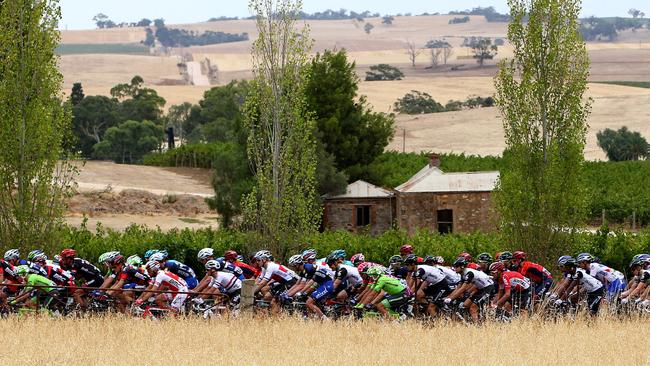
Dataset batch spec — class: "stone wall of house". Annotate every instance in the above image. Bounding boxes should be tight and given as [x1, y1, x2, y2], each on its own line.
[396, 192, 497, 234]
[323, 198, 395, 235]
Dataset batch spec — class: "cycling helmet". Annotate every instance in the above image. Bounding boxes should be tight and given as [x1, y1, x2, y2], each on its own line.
[60, 249, 77, 259]
[513, 251, 526, 260]
[477, 252, 493, 263]
[629, 258, 644, 268]
[458, 252, 473, 262]
[144, 249, 160, 260]
[563, 258, 577, 267]
[350, 253, 365, 266]
[632, 253, 649, 263]
[15, 265, 29, 277]
[253, 250, 271, 261]
[53, 255, 61, 265]
[400, 245, 414, 255]
[326, 255, 339, 265]
[404, 254, 418, 265]
[236, 255, 245, 262]
[366, 267, 383, 277]
[99, 251, 120, 264]
[224, 250, 238, 262]
[423, 255, 435, 265]
[149, 252, 166, 263]
[576, 253, 594, 263]
[557, 255, 573, 267]
[197, 248, 214, 261]
[205, 259, 222, 271]
[111, 254, 125, 265]
[489, 261, 505, 272]
[330, 249, 346, 260]
[433, 256, 445, 265]
[145, 260, 161, 272]
[389, 255, 403, 265]
[27, 250, 44, 261]
[288, 254, 303, 266]
[127, 255, 143, 267]
[453, 257, 469, 268]
[4, 249, 20, 261]
[301, 249, 317, 262]
[498, 251, 513, 261]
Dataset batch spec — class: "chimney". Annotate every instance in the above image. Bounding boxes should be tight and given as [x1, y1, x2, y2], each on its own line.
[429, 153, 441, 168]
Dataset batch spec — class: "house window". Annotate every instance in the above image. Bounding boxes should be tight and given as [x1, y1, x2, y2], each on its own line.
[437, 209, 453, 234]
[356, 205, 371, 227]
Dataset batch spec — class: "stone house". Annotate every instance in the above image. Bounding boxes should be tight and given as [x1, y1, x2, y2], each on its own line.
[322, 180, 396, 235]
[323, 155, 499, 235]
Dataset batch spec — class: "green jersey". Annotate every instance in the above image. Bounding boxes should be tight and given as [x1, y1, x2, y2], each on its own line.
[371, 275, 406, 296]
[25, 274, 56, 293]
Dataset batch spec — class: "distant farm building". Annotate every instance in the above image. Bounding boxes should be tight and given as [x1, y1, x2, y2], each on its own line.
[323, 155, 499, 235]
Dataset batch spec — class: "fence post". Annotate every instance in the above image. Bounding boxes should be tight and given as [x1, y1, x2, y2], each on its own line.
[632, 210, 636, 230]
[602, 209, 606, 224]
[241, 279, 256, 310]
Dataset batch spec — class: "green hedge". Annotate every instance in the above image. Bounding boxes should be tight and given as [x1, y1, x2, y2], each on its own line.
[143, 143, 222, 169]
[12, 223, 647, 277]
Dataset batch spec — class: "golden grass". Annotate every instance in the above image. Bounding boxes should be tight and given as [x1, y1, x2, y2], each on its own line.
[1, 315, 647, 366]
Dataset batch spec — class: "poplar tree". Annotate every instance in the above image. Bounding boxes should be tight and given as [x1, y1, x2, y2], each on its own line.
[494, 0, 591, 262]
[243, 0, 319, 255]
[0, 0, 76, 249]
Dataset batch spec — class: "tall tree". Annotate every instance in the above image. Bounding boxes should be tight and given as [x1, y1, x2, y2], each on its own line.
[472, 38, 498, 66]
[0, 0, 76, 250]
[70, 82, 85, 105]
[494, 0, 591, 262]
[405, 41, 422, 67]
[243, 0, 320, 255]
[72, 95, 120, 157]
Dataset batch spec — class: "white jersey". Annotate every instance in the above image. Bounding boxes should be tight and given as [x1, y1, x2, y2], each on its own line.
[209, 271, 242, 293]
[437, 265, 461, 285]
[462, 268, 494, 289]
[416, 265, 446, 285]
[570, 268, 604, 293]
[588, 263, 624, 284]
[335, 264, 362, 287]
[261, 262, 298, 283]
[153, 270, 187, 292]
[317, 263, 335, 279]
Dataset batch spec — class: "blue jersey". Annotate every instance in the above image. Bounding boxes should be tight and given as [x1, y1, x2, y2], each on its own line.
[164, 260, 196, 280]
[302, 263, 332, 284]
[218, 260, 244, 280]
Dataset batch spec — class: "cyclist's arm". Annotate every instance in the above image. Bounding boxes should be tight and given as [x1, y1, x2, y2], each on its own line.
[496, 288, 510, 307]
[560, 280, 577, 300]
[370, 289, 386, 306]
[100, 275, 114, 290]
[107, 279, 125, 296]
[136, 283, 157, 303]
[447, 282, 469, 301]
[628, 281, 647, 299]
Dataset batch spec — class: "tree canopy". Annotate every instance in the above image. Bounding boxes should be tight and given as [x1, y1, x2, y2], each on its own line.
[597, 127, 649, 161]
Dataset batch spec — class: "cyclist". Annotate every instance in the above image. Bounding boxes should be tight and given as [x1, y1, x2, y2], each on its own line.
[0, 249, 24, 308]
[489, 261, 531, 316]
[359, 266, 410, 319]
[106, 254, 151, 312]
[149, 252, 199, 290]
[59, 249, 105, 308]
[444, 257, 495, 322]
[576, 253, 626, 301]
[253, 251, 298, 312]
[405, 254, 451, 317]
[225, 250, 260, 279]
[136, 261, 188, 313]
[328, 256, 363, 302]
[26, 250, 49, 277]
[10, 265, 61, 311]
[476, 253, 493, 274]
[388, 255, 408, 279]
[31, 252, 74, 299]
[435, 259, 462, 289]
[510, 251, 553, 300]
[555, 257, 605, 315]
[202, 260, 242, 312]
[302, 258, 336, 319]
[620, 256, 649, 305]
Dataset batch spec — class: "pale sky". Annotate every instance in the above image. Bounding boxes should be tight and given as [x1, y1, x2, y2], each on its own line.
[59, 0, 649, 30]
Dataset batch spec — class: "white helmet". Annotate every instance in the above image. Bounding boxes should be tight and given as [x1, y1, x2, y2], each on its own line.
[205, 259, 222, 271]
[198, 248, 214, 261]
[288, 254, 303, 266]
[4, 249, 20, 261]
[149, 252, 166, 263]
[145, 260, 161, 272]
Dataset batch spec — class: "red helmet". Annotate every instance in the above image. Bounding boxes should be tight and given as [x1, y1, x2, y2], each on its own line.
[111, 254, 125, 265]
[459, 252, 473, 262]
[60, 249, 77, 259]
[224, 250, 238, 262]
[489, 261, 505, 272]
[399, 245, 413, 255]
[513, 251, 526, 260]
[350, 253, 365, 266]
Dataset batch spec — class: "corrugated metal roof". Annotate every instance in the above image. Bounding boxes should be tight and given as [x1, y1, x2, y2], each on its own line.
[323, 180, 394, 199]
[396, 165, 499, 193]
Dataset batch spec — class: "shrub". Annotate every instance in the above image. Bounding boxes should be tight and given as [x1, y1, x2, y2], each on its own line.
[449, 16, 470, 24]
[394, 90, 445, 114]
[365, 64, 404, 81]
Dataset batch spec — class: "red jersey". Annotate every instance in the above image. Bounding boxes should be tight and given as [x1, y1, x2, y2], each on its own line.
[234, 261, 260, 279]
[499, 271, 531, 292]
[468, 262, 480, 270]
[518, 261, 552, 284]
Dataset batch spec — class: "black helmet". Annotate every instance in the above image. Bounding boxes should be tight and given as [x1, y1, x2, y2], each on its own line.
[404, 254, 418, 265]
[477, 252, 493, 263]
[389, 255, 403, 264]
[423, 255, 435, 265]
[499, 251, 513, 261]
[564, 258, 577, 267]
[453, 257, 468, 268]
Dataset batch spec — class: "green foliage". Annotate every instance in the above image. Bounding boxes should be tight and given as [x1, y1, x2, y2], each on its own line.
[0, 0, 77, 250]
[597, 127, 649, 161]
[365, 64, 404, 81]
[394, 91, 445, 114]
[495, 0, 591, 263]
[579, 17, 621, 41]
[449, 16, 470, 24]
[153, 20, 248, 48]
[111, 76, 166, 122]
[93, 120, 164, 164]
[70, 83, 85, 106]
[471, 38, 498, 66]
[382, 16, 394, 25]
[305, 50, 394, 182]
[450, 6, 510, 22]
[364, 22, 374, 34]
[72, 95, 121, 157]
[360, 152, 428, 188]
[56, 43, 150, 55]
[143, 29, 155, 47]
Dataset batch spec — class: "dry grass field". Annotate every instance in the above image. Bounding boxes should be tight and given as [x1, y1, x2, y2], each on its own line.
[1, 315, 647, 365]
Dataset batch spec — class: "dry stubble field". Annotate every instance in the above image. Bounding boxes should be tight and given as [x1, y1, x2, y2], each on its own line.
[1, 315, 647, 365]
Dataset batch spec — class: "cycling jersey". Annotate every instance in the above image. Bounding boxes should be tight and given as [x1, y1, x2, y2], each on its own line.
[390, 266, 409, 280]
[163, 260, 196, 280]
[497, 271, 530, 292]
[233, 261, 260, 279]
[0, 260, 19, 281]
[261, 262, 297, 283]
[334, 264, 362, 287]
[518, 261, 552, 284]
[462, 268, 494, 290]
[209, 271, 242, 294]
[117, 264, 151, 286]
[588, 263, 624, 284]
[218, 261, 244, 280]
[415, 265, 446, 285]
[28, 263, 49, 277]
[371, 275, 406, 296]
[69, 258, 104, 284]
[45, 265, 75, 287]
[570, 269, 604, 293]
[437, 265, 461, 286]
[153, 270, 187, 293]
[24, 274, 56, 293]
